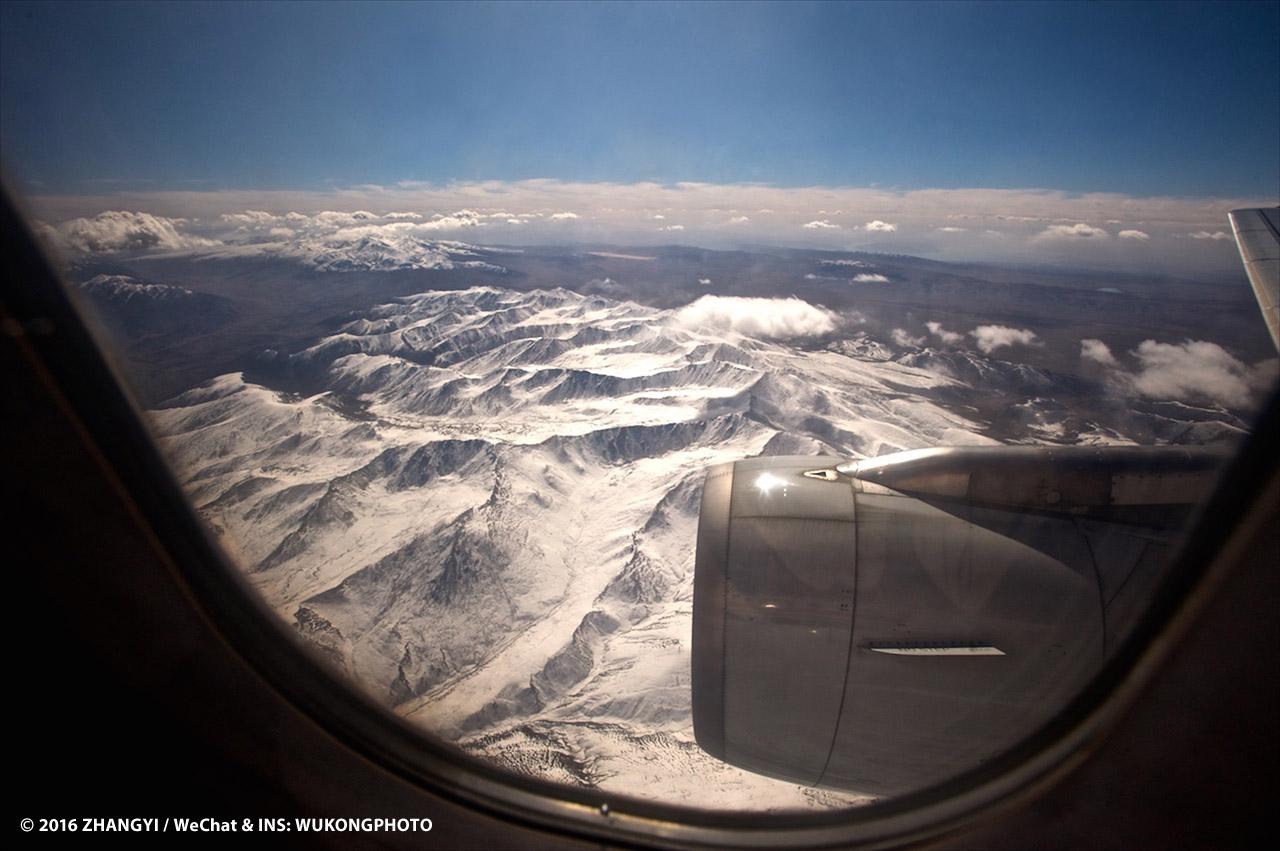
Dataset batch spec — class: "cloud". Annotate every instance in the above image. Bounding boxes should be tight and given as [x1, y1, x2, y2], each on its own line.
[926, 321, 964, 345]
[29, 179, 1273, 277]
[1034, 222, 1109, 241]
[659, 224, 685, 231]
[891, 328, 926, 347]
[221, 210, 278, 226]
[549, 211, 580, 220]
[697, 277, 712, 286]
[1131, 341, 1277, 408]
[1118, 229, 1150, 240]
[418, 210, 485, 230]
[313, 210, 379, 227]
[652, 214, 666, 220]
[673, 295, 837, 339]
[39, 210, 219, 256]
[863, 220, 897, 233]
[1080, 338, 1121, 368]
[1084, 339, 1277, 409]
[852, 273, 889, 283]
[803, 220, 840, 229]
[1081, 337, 1277, 408]
[970, 324, 1040, 354]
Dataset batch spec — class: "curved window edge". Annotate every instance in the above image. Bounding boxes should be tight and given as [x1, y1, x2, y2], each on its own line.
[4, 179, 1277, 849]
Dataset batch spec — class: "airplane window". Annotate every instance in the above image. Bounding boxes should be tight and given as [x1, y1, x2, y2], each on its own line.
[3, 0, 1277, 826]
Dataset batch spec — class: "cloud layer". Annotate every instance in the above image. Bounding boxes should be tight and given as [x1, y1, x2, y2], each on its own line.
[28, 179, 1272, 277]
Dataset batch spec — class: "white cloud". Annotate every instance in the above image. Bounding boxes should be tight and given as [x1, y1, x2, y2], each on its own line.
[926, 321, 964, 345]
[891, 328, 926, 347]
[1129, 340, 1276, 409]
[852, 273, 889, 283]
[549, 211, 580, 220]
[221, 210, 279, 226]
[863, 220, 897, 233]
[821, 259, 868, 267]
[1080, 338, 1120, 368]
[673, 295, 837, 339]
[970, 325, 1040, 354]
[1188, 230, 1232, 241]
[803, 220, 840, 230]
[659, 224, 685, 231]
[936, 226, 966, 233]
[1118, 229, 1150, 240]
[728, 215, 750, 224]
[313, 210, 378, 227]
[418, 210, 485, 230]
[225, 209, 486, 242]
[1034, 222, 1109, 241]
[1082, 337, 1276, 408]
[40, 210, 219, 255]
[698, 277, 712, 286]
[652, 214, 666, 220]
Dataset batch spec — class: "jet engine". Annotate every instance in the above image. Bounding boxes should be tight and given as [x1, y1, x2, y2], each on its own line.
[691, 448, 1218, 795]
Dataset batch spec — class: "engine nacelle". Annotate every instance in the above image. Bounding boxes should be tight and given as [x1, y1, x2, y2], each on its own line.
[691, 454, 1107, 796]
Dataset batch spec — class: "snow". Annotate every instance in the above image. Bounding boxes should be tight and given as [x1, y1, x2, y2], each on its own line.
[149, 286, 1014, 811]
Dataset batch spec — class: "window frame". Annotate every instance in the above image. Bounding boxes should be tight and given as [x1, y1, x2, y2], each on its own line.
[4, 181, 1277, 848]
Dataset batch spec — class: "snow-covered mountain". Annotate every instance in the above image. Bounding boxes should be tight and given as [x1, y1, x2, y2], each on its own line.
[147, 285, 1237, 811]
[75, 274, 237, 338]
[271, 234, 509, 273]
[194, 225, 511, 272]
[80, 273, 195, 302]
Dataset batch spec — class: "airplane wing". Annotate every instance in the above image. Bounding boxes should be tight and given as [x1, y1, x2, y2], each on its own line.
[1229, 206, 1280, 349]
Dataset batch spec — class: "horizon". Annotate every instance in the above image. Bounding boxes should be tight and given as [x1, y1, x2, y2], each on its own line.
[3, 1, 1278, 279]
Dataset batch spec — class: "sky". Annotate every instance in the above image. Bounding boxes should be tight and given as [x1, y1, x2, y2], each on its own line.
[2, 1, 1278, 275]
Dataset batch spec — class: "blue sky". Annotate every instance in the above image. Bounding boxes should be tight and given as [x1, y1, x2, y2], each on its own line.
[1, 0, 1277, 197]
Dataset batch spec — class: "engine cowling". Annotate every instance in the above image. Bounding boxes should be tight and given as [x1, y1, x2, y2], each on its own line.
[691, 454, 1106, 796]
